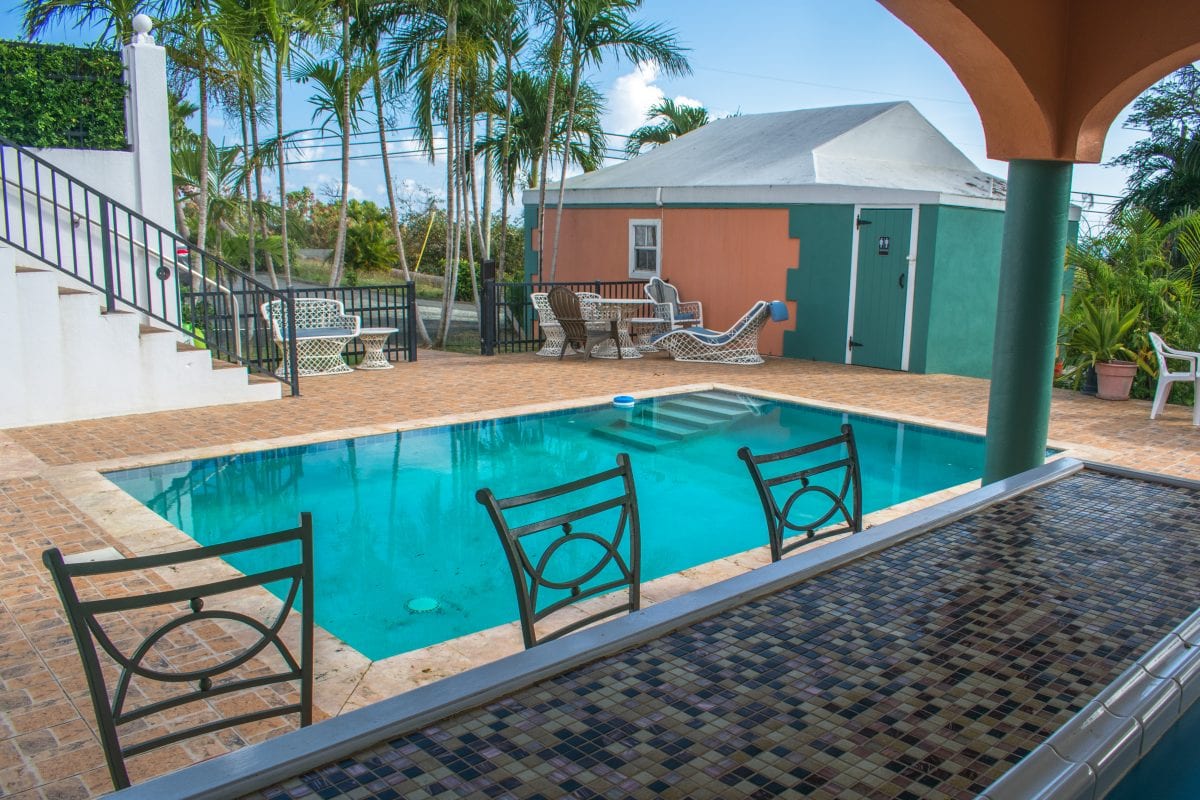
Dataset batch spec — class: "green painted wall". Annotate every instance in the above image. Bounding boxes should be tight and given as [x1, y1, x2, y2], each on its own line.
[906, 208, 940, 374]
[522, 205, 540, 280]
[784, 205, 856, 362]
[919, 205, 1006, 378]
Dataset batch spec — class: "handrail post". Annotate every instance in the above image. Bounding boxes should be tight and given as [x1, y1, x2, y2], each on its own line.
[285, 286, 301, 396]
[99, 197, 116, 313]
[406, 281, 418, 362]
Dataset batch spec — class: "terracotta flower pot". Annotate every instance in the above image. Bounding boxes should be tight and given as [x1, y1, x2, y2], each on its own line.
[1094, 360, 1138, 400]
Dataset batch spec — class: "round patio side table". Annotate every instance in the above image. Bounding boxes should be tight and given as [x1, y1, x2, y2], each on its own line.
[356, 327, 398, 370]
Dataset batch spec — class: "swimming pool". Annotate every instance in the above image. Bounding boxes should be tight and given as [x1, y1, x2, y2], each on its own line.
[107, 390, 986, 660]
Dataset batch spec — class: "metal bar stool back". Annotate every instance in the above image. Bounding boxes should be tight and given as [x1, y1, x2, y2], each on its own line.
[738, 424, 863, 562]
[476, 454, 641, 648]
[42, 514, 315, 790]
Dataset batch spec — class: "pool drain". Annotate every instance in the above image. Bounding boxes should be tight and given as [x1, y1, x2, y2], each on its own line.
[406, 596, 440, 613]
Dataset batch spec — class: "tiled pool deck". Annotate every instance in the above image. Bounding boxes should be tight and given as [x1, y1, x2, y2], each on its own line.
[2, 351, 1199, 798]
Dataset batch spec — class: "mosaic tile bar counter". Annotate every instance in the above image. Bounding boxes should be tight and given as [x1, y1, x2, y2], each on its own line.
[243, 471, 1200, 800]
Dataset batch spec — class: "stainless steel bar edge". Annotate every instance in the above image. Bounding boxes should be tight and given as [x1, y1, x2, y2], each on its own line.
[980, 463, 1200, 800]
[109, 458, 1083, 800]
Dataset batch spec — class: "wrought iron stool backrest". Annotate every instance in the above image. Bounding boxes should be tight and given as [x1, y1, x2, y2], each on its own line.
[476, 453, 642, 648]
[738, 424, 862, 562]
[42, 514, 315, 790]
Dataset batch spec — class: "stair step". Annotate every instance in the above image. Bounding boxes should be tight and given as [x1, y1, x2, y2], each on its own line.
[627, 417, 699, 439]
[657, 398, 739, 422]
[210, 359, 242, 370]
[591, 424, 672, 451]
[139, 324, 172, 336]
[176, 341, 203, 352]
[691, 391, 766, 413]
[58, 287, 92, 296]
[651, 408, 722, 429]
[15, 266, 46, 274]
[246, 372, 277, 385]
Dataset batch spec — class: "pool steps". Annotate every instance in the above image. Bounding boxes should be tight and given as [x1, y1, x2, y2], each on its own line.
[591, 391, 766, 450]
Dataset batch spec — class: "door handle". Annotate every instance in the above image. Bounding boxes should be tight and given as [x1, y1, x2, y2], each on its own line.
[898, 272, 906, 289]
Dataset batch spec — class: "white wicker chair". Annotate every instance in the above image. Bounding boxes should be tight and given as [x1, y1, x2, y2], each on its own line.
[644, 277, 703, 329]
[261, 298, 360, 378]
[530, 292, 567, 357]
[653, 301, 787, 365]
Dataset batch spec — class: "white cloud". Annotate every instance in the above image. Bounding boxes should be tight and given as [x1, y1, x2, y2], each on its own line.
[606, 62, 706, 139]
[607, 61, 666, 135]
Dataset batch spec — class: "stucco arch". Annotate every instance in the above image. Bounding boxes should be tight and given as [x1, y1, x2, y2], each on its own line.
[879, 0, 1200, 162]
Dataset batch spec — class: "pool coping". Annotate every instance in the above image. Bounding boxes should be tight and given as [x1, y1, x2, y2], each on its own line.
[980, 463, 1200, 800]
[108, 457, 1102, 800]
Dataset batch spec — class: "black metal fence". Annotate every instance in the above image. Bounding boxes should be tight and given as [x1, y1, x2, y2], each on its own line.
[185, 283, 419, 374]
[480, 279, 647, 355]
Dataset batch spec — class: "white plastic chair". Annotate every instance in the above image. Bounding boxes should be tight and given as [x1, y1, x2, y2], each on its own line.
[1148, 332, 1200, 424]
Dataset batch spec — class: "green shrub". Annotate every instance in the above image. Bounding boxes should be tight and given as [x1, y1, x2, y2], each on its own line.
[0, 40, 127, 150]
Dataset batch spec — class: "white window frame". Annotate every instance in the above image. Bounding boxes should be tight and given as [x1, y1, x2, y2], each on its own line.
[628, 219, 662, 278]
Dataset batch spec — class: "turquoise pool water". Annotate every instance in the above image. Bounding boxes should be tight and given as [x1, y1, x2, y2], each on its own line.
[106, 390, 986, 660]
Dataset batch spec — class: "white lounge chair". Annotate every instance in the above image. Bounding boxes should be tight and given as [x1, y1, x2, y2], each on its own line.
[261, 298, 360, 378]
[1149, 331, 1200, 424]
[653, 300, 788, 365]
[644, 277, 703, 330]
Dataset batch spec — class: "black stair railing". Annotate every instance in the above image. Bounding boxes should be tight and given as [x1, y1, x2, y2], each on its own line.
[0, 135, 300, 395]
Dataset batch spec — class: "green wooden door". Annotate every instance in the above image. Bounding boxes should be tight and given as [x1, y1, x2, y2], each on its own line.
[849, 208, 912, 370]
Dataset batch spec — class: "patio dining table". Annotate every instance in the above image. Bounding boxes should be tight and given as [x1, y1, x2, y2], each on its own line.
[581, 297, 654, 359]
[113, 458, 1200, 800]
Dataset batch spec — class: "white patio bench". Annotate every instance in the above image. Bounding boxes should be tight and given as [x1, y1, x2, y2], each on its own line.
[261, 298, 361, 378]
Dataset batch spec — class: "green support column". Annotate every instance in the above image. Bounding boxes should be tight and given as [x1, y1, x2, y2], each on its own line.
[983, 159, 1073, 484]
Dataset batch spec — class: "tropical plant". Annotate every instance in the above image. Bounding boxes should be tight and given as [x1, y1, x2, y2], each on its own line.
[1060, 208, 1200, 397]
[1061, 298, 1143, 382]
[21, 0, 140, 46]
[624, 97, 709, 155]
[1112, 65, 1200, 221]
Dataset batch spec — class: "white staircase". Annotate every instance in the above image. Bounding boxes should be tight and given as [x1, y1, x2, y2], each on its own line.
[0, 247, 280, 428]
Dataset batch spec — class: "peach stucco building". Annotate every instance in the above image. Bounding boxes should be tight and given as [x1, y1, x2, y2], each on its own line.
[524, 102, 1079, 378]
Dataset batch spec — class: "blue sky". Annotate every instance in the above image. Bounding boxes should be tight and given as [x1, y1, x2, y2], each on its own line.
[1, 0, 1172, 225]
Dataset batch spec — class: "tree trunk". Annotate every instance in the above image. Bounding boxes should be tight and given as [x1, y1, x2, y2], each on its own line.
[436, 4, 459, 347]
[535, 1, 566, 277]
[461, 117, 480, 311]
[375, 74, 431, 346]
[238, 96, 257, 279]
[481, 60, 494, 258]
[328, 2, 352, 287]
[549, 60, 582, 281]
[249, 80, 279, 289]
[276, 55, 292, 285]
[197, 67, 210, 256]
[497, 47, 515, 275]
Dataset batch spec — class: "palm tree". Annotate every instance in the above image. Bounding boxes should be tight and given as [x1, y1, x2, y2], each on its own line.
[477, 68, 604, 192]
[547, 0, 690, 278]
[21, 0, 140, 46]
[624, 97, 709, 155]
[1113, 134, 1200, 222]
[258, 0, 330, 285]
[354, 2, 433, 345]
[293, 55, 369, 286]
[532, 0, 566, 277]
[171, 139, 246, 257]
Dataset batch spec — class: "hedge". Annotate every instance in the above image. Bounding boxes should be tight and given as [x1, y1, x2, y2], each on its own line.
[0, 40, 127, 150]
